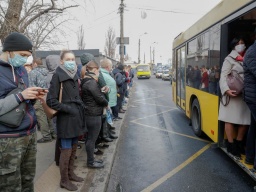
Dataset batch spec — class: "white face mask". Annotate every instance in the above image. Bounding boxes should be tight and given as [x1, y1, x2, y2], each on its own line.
[235, 44, 246, 53]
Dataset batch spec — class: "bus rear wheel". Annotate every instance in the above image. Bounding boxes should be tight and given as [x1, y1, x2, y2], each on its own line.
[191, 98, 202, 137]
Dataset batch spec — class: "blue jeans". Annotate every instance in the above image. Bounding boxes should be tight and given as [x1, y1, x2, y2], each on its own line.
[61, 137, 78, 149]
[245, 103, 256, 166]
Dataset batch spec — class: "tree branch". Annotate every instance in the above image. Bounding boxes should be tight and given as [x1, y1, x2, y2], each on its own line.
[19, 0, 78, 32]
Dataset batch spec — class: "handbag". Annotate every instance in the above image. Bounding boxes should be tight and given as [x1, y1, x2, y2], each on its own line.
[226, 70, 244, 95]
[42, 83, 63, 119]
[0, 80, 26, 127]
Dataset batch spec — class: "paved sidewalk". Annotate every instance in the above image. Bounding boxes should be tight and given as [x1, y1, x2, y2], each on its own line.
[34, 96, 131, 192]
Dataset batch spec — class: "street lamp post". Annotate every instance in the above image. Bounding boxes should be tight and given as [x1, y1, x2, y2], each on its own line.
[151, 42, 157, 64]
[138, 32, 147, 64]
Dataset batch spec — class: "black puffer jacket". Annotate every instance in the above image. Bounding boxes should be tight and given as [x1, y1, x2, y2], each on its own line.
[244, 41, 256, 104]
[81, 73, 108, 116]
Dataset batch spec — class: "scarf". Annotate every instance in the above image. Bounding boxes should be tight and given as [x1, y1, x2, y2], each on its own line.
[60, 64, 77, 79]
[84, 72, 98, 82]
[236, 55, 244, 62]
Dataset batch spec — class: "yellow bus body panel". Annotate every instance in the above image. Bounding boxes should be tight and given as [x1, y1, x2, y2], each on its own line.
[137, 71, 151, 76]
[186, 86, 219, 142]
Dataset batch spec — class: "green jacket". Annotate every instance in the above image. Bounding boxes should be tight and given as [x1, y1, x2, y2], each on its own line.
[100, 68, 117, 107]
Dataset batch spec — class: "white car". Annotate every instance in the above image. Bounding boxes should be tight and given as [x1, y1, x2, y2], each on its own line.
[162, 70, 170, 81]
[155, 70, 163, 78]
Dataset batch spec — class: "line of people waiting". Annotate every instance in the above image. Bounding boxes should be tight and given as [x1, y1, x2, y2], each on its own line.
[186, 64, 220, 94]
[0, 32, 134, 191]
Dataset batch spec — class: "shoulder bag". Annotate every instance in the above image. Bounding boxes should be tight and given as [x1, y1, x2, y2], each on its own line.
[42, 82, 63, 119]
[221, 56, 244, 106]
[226, 56, 244, 95]
[0, 80, 26, 127]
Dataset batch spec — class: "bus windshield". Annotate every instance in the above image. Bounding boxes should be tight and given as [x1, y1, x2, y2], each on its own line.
[137, 65, 149, 71]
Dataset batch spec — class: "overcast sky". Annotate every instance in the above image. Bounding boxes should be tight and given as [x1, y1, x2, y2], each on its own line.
[60, 0, 222, 64]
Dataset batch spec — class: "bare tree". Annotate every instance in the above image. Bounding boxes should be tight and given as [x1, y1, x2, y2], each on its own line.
[104, 26, 116, 58]
[77, 25, 86, 50]
[0, 0, 78, 46]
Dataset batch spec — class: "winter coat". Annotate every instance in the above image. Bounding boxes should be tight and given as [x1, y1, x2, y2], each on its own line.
[201, 71, 209, 88]
[81, 73, 108, 116]
[45, 55, 60, 88]
[28, 65, 48, 88]
[244, 41, 256, 104]
[112, 68, 125, 94]
[0, 60, 37, 137]
[46, 66, 85, 138]
[218, 50, 250, 125]
[100, 68, 117, 107]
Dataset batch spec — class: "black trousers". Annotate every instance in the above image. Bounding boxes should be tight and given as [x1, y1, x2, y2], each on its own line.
[85, 115, 102, 164]
[117, 93, 124, 111]
[111, 105, 119, 118]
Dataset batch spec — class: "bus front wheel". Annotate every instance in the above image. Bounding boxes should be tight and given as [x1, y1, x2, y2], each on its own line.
[191, 99, 202, 137]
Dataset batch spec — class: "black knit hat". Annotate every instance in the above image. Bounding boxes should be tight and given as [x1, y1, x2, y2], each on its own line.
[2, 32, 33, 53]
[117, 64, 124, 71]
[80, 53, 94, 66]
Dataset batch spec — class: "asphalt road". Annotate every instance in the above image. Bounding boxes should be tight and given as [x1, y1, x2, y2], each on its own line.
[106, 76, 256, 192]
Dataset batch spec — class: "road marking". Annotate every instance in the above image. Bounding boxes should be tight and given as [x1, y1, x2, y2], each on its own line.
[130, 108, 177, 122]
[135, 101, 175, 108]
[133, 95, 164, 102]
[140, 144, 212, 192]
[131, 121, 210, 143]
[134, 89, 159, 93]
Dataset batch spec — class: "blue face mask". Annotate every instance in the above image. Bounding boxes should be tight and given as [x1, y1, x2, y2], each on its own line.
[64, 61, 76, 71]
[8, 53, 28, 68]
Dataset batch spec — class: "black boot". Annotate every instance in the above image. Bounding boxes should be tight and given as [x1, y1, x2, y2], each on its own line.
[227, 140, 241, 158]
[109, 132, 118, 139]
[233, 139, 241, 157]
[102, 137, 113, 142]
[236, 140, 245, 155]
[226, 141, 232, 153]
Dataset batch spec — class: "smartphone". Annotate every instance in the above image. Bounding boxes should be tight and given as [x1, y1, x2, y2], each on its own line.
[37, 88, 48, 92]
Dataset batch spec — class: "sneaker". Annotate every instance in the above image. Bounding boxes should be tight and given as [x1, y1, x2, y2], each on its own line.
[37, 137, 52, 143]
[87, 161, 104, 169]
[94, 149, 104, 155]
[97, 144, 109, 149]
[78, 138, 86, 144]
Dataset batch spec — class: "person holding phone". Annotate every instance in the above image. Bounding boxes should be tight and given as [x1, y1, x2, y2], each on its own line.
[0, 32, 47, 191]
[81, 60, 108, 168]
[218, 37, 250, 157]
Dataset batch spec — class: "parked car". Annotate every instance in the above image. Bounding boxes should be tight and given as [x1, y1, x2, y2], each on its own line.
[155, 69, 163, 78]
[162, 70, 170, 81]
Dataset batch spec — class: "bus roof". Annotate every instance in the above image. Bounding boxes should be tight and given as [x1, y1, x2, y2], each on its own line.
[173, 0, 253, 49]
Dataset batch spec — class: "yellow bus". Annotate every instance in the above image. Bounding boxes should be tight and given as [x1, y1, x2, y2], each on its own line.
[172, 0, 256, 179]
[136, 64, 151, 79]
